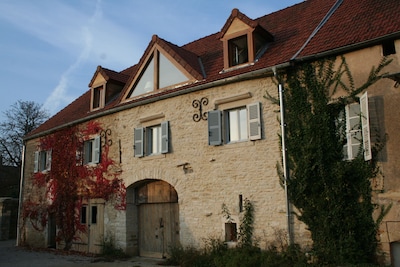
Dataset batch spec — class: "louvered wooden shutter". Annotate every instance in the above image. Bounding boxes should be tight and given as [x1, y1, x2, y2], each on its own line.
[247, 102, 261, 140]
[93, 136, 101, 163]
[161, 121, 169, 154]
[208, 110, 222, 145]
[34, 151, 39, 173]
[360, 92, 371, 161]
[134, 127, 144, 157]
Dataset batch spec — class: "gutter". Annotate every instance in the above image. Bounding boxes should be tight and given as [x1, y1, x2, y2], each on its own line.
[24, 61, 291, 141]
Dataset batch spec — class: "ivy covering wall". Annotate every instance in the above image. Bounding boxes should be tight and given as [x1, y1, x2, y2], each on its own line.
[272, 56, 391, 265]
[22, 121, 126, 250]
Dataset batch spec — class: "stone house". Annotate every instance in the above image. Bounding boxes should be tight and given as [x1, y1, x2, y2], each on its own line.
[19, 0, 400, 264]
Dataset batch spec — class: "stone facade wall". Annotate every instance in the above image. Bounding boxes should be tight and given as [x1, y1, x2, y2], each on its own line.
[20, 40, 400, 263]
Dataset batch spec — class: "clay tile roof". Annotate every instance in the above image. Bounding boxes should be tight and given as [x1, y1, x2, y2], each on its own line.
[25, 0, 400, 139]
[299, 0, 400, 57]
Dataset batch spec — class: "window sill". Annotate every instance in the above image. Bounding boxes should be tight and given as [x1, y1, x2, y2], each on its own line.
[142, 154, 166, 161]
[219, 62, 255, 74]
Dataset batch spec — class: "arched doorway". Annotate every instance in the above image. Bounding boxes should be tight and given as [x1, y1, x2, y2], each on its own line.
[127, 179, 179, 258]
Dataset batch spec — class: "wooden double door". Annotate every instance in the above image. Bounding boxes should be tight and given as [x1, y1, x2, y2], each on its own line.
[137, 180, 179, 258]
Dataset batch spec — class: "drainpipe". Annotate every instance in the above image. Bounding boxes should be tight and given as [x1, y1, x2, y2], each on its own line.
[274, 68, 293, 245]
[16, 144, 26, 246]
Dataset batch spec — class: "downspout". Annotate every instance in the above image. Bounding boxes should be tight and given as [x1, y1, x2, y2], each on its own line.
[16, 144, 26, 246]
[273, 67, 293, 245]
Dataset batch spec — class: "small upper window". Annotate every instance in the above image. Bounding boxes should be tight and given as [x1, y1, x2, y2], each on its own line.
[92, 86, 104, 110]
[228, 35, 249, 67]
[382, 40, 396, 56]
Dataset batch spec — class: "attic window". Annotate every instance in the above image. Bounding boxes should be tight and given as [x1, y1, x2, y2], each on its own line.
[92, 86, 104, 110]
[222, 29, 270, 70]
[229, 35, 248, 66]
[128, 49, 189, 98]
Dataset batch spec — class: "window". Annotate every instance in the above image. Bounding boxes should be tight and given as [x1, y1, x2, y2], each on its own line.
[382, 40, 396, 56]
[208, 102, 261, 145]
[228, 35, 248, 66]
[92, 86, 104, 110]
[134, 121, 169, 157]
[80, 206, 87, 224]
[222, 30, 270, 69]
[128, 50, 189, 98]
[227, 107, 248, 142]
[225, 223, 237, 242]
[91, 206, 97, 224]
[83, 136, 101, 164]
[34, 150, 51, 173]
[340, 92, 371, 161]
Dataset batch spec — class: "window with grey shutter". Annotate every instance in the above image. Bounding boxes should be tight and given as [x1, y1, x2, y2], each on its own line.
[247, 102, 261, 140]
[134, 127, 144, 157]
[208, 110, 222, 145]
[161, 121, 169, 154]
[93, 136, 101, 163]
[83, 141, 92, 164]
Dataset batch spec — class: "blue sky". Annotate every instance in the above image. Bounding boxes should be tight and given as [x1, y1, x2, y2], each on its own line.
[0, 0, 301, 121]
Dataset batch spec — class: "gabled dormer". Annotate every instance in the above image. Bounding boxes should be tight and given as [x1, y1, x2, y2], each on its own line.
[89, 66, 128, 111]
[122, 35, 203, 101]
[220, 8, 274, 71]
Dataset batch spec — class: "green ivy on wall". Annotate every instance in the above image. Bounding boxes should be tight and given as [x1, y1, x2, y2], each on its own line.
[269, 56, 391, 265]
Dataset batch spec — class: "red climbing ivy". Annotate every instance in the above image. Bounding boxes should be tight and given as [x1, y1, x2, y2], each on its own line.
[22, 121, 126, 250]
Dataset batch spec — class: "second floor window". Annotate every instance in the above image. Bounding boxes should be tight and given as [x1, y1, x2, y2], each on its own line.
[134, 121, 170, 157]
[34, 150, 52, 173]
[208, 102, 261, 146]
[83, 136, 101, 164]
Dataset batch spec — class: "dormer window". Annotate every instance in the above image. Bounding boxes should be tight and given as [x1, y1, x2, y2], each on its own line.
[220, 9, 274, 70]
[92, 86, 104, 110]
[229, 35, 248, 66]
[89, 66, 127, 112]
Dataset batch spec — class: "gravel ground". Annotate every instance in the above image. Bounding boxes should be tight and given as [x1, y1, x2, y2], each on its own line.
[0, 240, 175, 267]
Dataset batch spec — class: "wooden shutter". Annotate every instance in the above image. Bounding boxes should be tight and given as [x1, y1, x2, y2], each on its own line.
[93, 136, 101, 163]
[208, 110, 222, 145]
[34, 151, 39, 173]
[161, 121, 169, 154]
[360, 92, 372, 161]
[134, 127, 144, 157]
[247, 102, 261, 140]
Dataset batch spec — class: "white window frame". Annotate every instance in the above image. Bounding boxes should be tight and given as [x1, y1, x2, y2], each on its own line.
[342, 92, 371, 161]
[34, 150, 52, 173]
[83, 136, 101, 165]
[208, 102, 261, 146]
[134, 121, 169, 157]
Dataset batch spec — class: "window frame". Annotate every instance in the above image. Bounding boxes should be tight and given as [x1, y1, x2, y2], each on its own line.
[134, 121, 169, 157]
[341, 92, 371, 161]
[34, 150, 52, 173]
[208, 102, 261, 146]
[83, 136, 101, 165]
